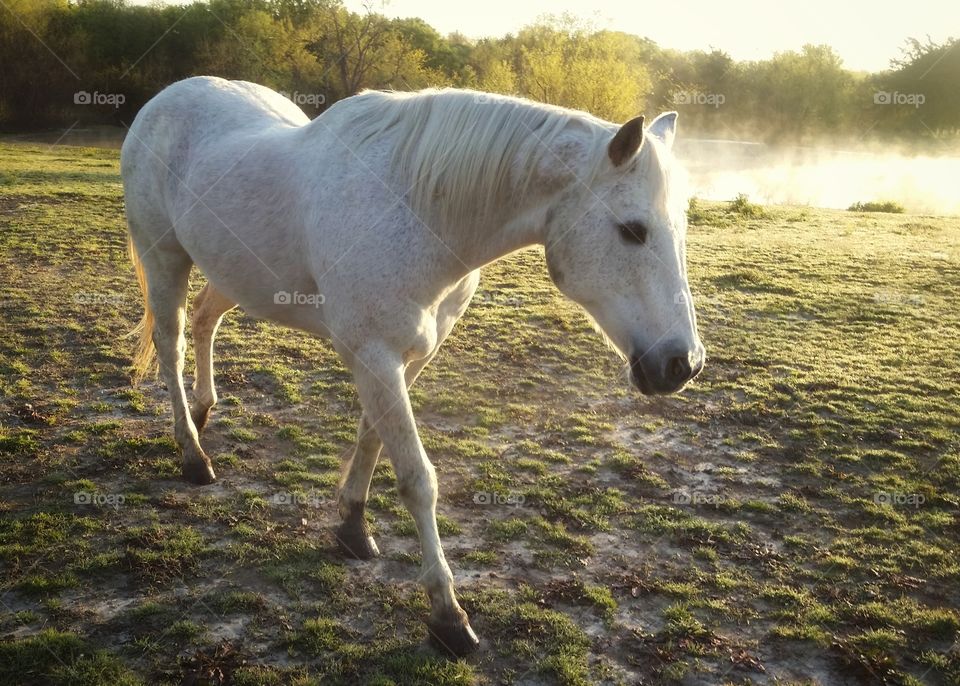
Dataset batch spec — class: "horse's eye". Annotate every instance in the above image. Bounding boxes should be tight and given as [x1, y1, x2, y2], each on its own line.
[617, 221, 648, 245]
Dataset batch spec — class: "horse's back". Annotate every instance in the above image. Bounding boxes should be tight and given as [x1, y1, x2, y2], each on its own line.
[121, 77, 308, 213]
[124, 76, 307, 147]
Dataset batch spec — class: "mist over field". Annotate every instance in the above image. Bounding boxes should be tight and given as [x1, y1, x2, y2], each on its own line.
[678, 140, 960, 214]
[8, 127, 959, 215]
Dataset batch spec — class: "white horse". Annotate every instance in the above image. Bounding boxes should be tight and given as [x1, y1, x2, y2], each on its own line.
[120, 76, 704, 656]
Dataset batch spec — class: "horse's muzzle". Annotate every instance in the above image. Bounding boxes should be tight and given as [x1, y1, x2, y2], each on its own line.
[630, 345, 704, 395]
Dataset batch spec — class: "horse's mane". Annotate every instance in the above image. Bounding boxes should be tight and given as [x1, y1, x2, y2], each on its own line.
[347, 88, 615, 230]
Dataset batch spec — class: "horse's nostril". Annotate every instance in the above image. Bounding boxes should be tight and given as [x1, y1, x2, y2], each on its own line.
[667, 356, 692, 382]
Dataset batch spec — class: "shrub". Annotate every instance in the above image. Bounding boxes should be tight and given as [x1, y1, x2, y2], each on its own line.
[848, 200, 905, 213]
[728, 193, 766, 217]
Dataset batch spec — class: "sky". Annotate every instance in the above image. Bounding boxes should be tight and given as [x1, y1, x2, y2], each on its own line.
[341, 0, 960, 73]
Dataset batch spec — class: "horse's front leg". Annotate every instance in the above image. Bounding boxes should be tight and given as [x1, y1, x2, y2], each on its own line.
[350, 344, 479, 656]
[336, 355, 434, 559]
[334, 412, 383, 559]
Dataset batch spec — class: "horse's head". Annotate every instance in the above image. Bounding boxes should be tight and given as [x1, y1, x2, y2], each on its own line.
[544, 112, 704, 395]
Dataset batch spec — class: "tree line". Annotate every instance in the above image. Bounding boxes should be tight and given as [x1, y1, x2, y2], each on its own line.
[1, 0, 957, 142]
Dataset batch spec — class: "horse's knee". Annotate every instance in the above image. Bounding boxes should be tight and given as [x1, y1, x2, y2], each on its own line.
[395, 462, 437, 509]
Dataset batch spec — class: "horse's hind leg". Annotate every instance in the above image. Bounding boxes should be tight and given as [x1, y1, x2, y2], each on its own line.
[142, 245, 217, 484]
[190, 283, 237, 433]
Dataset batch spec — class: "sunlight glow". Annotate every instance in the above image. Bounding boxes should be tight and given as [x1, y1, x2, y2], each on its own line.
[344, 0, 960, 72]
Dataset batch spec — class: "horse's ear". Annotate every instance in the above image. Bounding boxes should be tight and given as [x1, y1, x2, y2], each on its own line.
[647, 112, 678, 149]
[608, 115, 644, 167]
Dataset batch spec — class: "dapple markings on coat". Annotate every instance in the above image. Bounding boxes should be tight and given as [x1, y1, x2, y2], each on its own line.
[120, 76, 705, 655]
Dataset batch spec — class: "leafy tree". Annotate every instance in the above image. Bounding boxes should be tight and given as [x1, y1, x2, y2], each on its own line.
[0, 0, 956, 144]
[303, 4, 438, 98]
[882, 37, 960, 134]
[0, 0, 81, 125]
[513, 19, 651, 121]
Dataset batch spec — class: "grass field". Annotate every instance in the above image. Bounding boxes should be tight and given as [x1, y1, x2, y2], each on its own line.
[0, 141, 958, 685]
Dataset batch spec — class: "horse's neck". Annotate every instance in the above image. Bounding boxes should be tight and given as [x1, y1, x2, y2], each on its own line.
[446, 200, 549, 271]
[435, 140, 591, 273]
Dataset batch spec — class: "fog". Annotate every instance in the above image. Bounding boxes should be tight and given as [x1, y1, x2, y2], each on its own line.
[675, 139, 960, 215]
[8, 127, 959, 216]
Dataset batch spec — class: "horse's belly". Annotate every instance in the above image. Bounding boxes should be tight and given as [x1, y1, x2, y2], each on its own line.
[172, 202, 329, 336]
[239, 298, 331, 336]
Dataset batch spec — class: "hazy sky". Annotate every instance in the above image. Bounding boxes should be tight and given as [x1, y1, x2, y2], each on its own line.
[342, 0, 959, 73]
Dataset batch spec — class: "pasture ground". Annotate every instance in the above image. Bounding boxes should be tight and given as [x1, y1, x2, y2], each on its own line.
[0, 142, 958, 685]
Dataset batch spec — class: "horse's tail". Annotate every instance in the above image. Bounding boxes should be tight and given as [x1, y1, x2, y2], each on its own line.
[128, 236, 156, 383]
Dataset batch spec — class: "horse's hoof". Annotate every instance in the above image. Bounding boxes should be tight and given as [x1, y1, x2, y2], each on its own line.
[182, 459, 216, 485]
[334, 521, 380, 560]
[427, 617, 480, 657]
